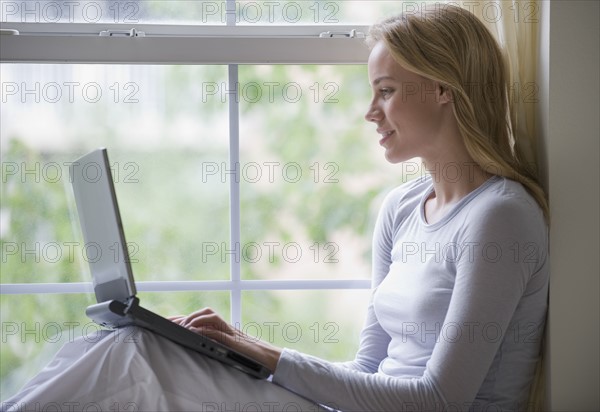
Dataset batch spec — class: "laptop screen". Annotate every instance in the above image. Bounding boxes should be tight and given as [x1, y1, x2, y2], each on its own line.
[70, 148, 136, 303]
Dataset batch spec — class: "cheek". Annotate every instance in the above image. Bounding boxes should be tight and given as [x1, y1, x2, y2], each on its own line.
[386, 98, 406, 124]
[396, 97, 438, 127]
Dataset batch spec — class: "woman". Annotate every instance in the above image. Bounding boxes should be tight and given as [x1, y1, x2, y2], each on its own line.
[3, 4, 549, 412]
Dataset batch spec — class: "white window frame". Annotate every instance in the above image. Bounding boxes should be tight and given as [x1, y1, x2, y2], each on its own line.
[0, 18, 372, 326]
[0, 22, 370, 64]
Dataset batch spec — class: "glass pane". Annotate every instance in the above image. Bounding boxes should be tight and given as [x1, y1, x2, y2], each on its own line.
[236, 0, 403, 25]
[0, 0, 224, 24]
[0, 291, 229, 402]
[237, 64, 400, 280]
[1, 63, 230, 283]
[0, 1, 409, 25]
[242, 289, 370, 361]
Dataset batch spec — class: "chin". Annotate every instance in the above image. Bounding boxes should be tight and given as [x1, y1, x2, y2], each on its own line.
[384, 151, 409, 164]
[385, 156, 403, 164]
[384, 151, 421, 168]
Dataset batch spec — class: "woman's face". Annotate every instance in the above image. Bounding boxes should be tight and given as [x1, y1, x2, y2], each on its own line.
[365, 42, 448, 164]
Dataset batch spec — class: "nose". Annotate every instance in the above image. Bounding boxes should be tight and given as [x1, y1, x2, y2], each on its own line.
[365, 101, 382, 123]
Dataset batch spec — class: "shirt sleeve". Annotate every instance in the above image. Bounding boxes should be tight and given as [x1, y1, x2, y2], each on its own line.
[272, 192, 548, 411]
[336, 189, 396, 373]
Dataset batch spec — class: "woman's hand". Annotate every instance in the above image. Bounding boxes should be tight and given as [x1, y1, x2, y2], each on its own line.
[169, 308, 282, 373]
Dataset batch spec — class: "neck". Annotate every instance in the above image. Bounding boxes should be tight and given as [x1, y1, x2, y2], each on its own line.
[421, 148, 493, 208]
[427, 163, 491, 204]
[419, 104, 493, 209]
[421, 157, 492, 225]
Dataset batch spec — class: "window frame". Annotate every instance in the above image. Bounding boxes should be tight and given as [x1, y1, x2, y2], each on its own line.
[0, 20, 373, 326]
[0, 22, 370, 64]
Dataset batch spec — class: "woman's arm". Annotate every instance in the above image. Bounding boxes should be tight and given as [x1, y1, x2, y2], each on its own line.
[271, 195, 549, 411]
[335, 187, 400, 373]
[170, 308, 282, 372]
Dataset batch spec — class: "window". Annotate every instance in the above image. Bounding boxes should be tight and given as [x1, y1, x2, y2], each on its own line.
[1, 0, 419, 400]
[0, 1, 401, 25]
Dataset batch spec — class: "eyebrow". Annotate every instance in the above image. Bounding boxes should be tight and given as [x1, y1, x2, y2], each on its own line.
[372, 76, 395, 86]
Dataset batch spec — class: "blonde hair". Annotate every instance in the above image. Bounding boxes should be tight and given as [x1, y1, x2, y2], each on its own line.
[367, 4, 549, 222]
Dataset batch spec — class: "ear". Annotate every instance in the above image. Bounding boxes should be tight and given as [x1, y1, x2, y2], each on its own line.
[437, 83, 453, 104]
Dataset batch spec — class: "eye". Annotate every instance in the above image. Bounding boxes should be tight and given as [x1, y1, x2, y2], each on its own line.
[380, 88, 394, 98]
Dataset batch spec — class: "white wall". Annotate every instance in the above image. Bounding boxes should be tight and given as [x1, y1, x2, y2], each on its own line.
[541, 0, 600, 409]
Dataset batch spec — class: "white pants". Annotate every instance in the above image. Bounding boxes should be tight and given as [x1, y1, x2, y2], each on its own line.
[1, 327, 323, 412]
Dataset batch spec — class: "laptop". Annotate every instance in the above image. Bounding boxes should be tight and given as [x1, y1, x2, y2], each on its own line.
[69, 148, 271, 379]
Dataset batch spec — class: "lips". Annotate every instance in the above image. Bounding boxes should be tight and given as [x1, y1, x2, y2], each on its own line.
[377, 129, 395, 146]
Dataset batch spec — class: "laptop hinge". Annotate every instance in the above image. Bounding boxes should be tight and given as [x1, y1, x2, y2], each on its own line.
[123, 296, 139, 314]
[94, 278, 130, 303]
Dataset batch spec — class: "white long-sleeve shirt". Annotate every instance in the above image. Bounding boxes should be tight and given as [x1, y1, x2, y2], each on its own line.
[273, 175, 549, 411]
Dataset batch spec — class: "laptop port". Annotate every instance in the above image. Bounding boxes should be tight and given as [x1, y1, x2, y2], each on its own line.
[226, 351, 261, 372]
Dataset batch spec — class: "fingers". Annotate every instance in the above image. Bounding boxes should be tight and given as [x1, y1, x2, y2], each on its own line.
[169, 308, 233, 336]
[169, 309, 237, 347]
[183, 310, 220, 328]
[168, 307, 215, 325]
[184, 312, 230, 332]
[182, 307, 215, 324]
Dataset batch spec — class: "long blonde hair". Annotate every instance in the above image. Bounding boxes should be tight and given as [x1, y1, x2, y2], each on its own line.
[367, 4, 549, 222]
